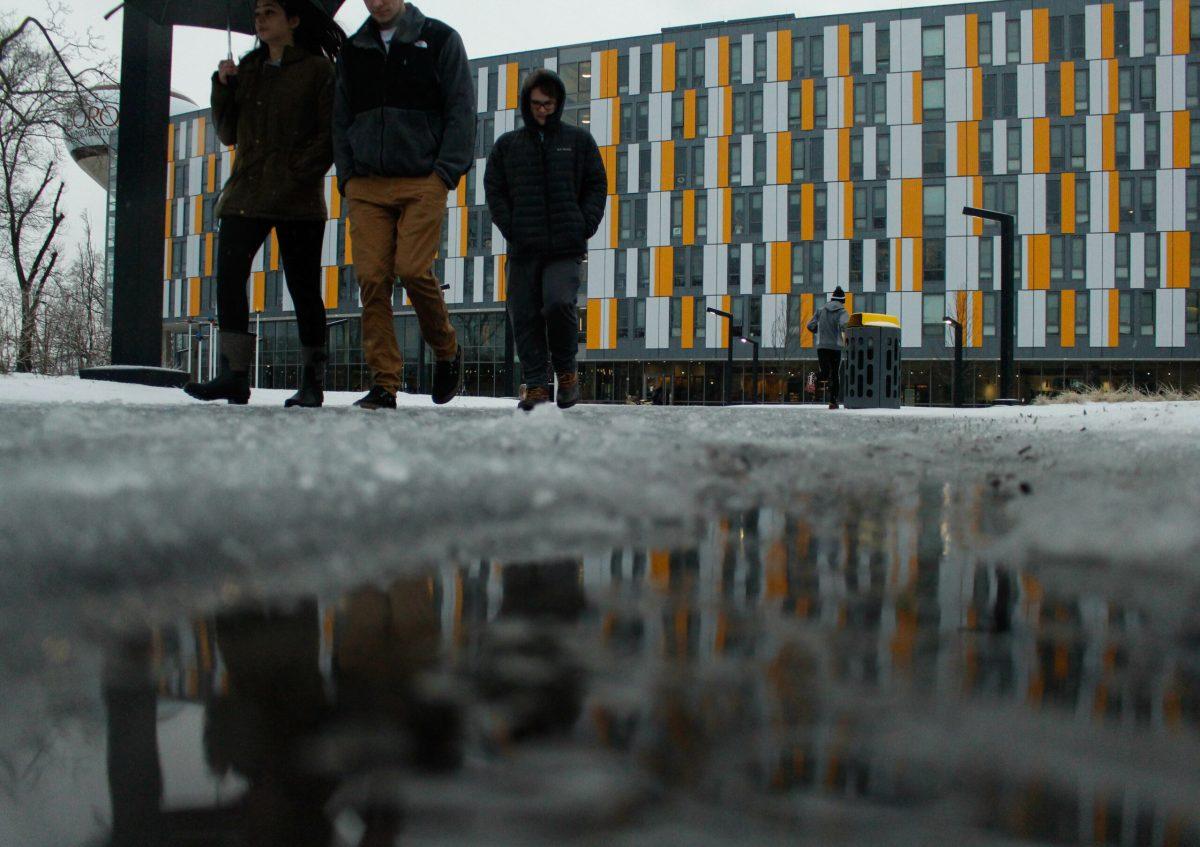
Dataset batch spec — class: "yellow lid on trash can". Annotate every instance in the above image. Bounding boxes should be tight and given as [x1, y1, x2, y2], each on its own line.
[848, 312, 901, 328]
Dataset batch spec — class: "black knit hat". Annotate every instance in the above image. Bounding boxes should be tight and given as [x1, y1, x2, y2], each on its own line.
[832, 286, 846, 301]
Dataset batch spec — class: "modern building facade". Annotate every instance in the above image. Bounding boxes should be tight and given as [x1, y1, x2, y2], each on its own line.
[151, 0, 1200, 403]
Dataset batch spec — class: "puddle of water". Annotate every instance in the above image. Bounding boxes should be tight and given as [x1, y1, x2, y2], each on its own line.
[3, 484, 1199, 846]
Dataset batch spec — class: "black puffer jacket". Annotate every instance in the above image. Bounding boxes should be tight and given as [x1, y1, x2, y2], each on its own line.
[484, 69, 608, 260]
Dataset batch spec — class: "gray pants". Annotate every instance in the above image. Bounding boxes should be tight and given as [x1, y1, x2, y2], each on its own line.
[506, 256, 581, 389]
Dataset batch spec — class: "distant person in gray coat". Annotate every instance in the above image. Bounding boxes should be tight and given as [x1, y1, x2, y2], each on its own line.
[807, 287, 850, 409]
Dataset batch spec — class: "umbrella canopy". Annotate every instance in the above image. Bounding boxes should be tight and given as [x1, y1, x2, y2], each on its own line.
[119, 0, 344, 36]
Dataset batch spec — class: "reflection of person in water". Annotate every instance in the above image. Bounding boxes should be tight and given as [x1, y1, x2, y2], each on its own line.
[203, 599, 335, 847]
[476, 560, 587, 742]
[103, 630, 164, 847]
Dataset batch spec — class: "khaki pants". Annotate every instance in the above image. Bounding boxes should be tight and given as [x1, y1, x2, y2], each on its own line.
[346, 174, 458, 393]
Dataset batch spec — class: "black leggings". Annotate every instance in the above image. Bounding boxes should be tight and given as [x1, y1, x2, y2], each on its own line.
[818, 348, 842, 404]
[217, 216, 327, 347]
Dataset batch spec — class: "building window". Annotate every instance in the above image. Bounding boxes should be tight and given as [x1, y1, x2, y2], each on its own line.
[752, 243, 766, 288]
[1145, 235, 1160, 285]
[1070, 236, 1085, 283]
[1118, 291, 1132, 335]
[1145, 8, 1159, 55]
[854, 185, 867, 231]
[728, 245, 741, 289]
[697, 93, 708, 136]
[876, 240, 890, 286]
[983, 292, 997, 335]
[732, 193, 747, 236]
[877, 27, 890, 72]
[671, 195, 683, 240]
[1047, 66, 1061, 116]
[924, 239, 945, 283]
[849, 31, 864, 74]
[980, 124, 993, 172]
[670, 297, 681, 338]
[635, 101, 649, 143]
[813, 187, 827, 235]
[1046, 291, 1060, 336]
[1188, 176, 1200, 226]
[730, 40, 742, 85]
[1050, 235, 1064, 282]
[877, 130, 890, 179]
[922, 26, 945, 68]
[923, 78, 945, 123]
[1049, 125, 1065, 171]
[814, 84, 827, 129]
[923, 129, 946, 176]
[872, 80, 887, 124]
[694, 296, 706, 341]
[978, 20, 992, 64]
[754, 38, 767, 81]
[789, 88, 802, 133]
[1075, 290, 1089, 337]
[1006, 125, 1021, 173]
[1069, 123, 1086, 170]
[1115, 122, 1130, 170]
[1049, 15, 1065, 62]
[1115, 233, 1130, 285]
[923, 183, 945, 231]
[1192, 121, 1200, 166]
[1187, 291, 1200, 335]
[1115, 10, 1130, 55]
[792, 34, 806, 80]
[871, 185, 887, 230]
[923, 294, 946, 342]
[1118, 67, 1132, 112]
[791, 138, 807, 181]
[1145, 119, 1160, 169]
[1140, 176, 1156, 224]
[729, 137, 742, 184]
[849, 240, 864, 285]
[850, 135, 864, 179]
[1138, 66, 1156, 112]
[750, 192, 764, 235]
[1074, 68, 1089, 113]
[1075, 177, 1089, 230]
[854, 82, 868, 125]
[1068, 14, 1085, 59]
[791, 243, 806, 288]
[753, 138, 766, 184]
[635, 298, 646, 338]
[810, 34, 823, 75]
[696, 193, 708, 240]
[672, 96, 685, 135]
[980, 237, 994, 284]
[1002, 72, 1018, 118]
[1006, 19, 1021, 63]
[1189, 65, 1200, 109]
[1047, 177, 1061, 228]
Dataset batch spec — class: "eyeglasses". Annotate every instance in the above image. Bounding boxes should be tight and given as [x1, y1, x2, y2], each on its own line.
[530, 99, 557, 111]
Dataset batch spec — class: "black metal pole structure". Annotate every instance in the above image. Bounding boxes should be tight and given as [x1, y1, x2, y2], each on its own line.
[944, 317, 964, 407]
[740, 336, 760, 404]
[962, 206, 1017, 403]
[707, 306, 733, 405]
[110, 7, 172, 367]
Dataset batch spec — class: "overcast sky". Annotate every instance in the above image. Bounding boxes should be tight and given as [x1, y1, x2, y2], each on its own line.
[15, 0, 957, 252]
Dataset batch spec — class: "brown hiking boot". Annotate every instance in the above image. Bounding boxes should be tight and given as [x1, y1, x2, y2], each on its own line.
[555, 371, 580, 409]
[518, 386, 551, 412]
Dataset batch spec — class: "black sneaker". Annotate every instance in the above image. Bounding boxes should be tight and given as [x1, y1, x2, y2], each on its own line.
[354, 385, 397, 410]
[431, 345, 462, 405]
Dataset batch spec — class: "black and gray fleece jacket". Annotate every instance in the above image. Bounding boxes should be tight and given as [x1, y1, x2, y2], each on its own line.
[333, 5, 476, 193]
[484, 69, 608, 260]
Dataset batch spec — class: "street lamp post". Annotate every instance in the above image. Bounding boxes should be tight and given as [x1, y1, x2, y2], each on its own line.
[707, 306, 733, 405]
[739, 336, 760, 404]
[943, 316, 964, 408]
[962, 205, 1017, 404]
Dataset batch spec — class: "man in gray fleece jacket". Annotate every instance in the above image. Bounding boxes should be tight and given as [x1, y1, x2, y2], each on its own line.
[807, 287, 850, 409]
[333, 0, 476, 409]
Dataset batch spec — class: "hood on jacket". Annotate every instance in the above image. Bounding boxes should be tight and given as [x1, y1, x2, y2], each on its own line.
[520, 68, 567, 130]
[823, 300, 846, 312]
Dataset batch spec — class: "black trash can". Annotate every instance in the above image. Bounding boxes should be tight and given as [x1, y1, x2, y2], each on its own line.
[842, 314, 901, 409]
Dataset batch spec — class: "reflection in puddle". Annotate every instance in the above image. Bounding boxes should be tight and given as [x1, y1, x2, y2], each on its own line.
[95, 485, 1200, 845]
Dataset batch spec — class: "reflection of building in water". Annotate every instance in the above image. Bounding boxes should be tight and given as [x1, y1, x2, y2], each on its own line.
[139, 483, 1198, 844]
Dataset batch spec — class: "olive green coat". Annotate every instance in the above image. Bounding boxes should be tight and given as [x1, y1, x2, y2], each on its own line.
[211, 46, 334, 221]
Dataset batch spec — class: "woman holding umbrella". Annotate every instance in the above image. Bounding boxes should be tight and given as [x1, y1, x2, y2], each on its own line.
[185, 0, 344, 407]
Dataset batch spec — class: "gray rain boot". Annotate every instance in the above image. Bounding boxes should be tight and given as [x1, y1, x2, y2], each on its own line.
[184, 331, 253, 405]
[284, 346, 327, 408]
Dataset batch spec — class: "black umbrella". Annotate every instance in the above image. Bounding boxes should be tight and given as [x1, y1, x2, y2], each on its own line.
[107, 0, 344, 39]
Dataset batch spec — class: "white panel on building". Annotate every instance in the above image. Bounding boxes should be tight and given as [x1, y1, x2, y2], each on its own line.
[767, 30, 779, 85]
[1089, 171, 1108, 234]
[991, 12, 1007, 65]
[1131, 2, 1145, 58]
[651, 44, 663, 94]
[1157, 288, 1186, 347]
[590, 51, 603, 100]
[863, 238, 877, 292]
[823, 129, 839, 184]
[740, 246, 753, 295]
[1085, 4, 1103, 60]
[704, 38, 719, 89]
[1085, 115, 1104, 172]
[900, 19, 922, 73]
[946, 69, 969, 123]
[1020, 9, 1035, 65]
[764, 82, 780, 133]
[886, 72, 904, 125]
[628, 47, 641, 97]
[946, 15, 966, 69]
[1130, 232, 1146, 289]
[886, 179, 902, 239]
[945, 236, 967, 288]
[628, 143, 641, 194]
[993, 119, 1008, 175]
[742, 34, 755, 85]
[1089, 59, 1108, 114]
[863, 127, 877, 181]
[824, 25, 839, 78]
[827, 185, 844, 241]
[543, 56, 557, 72]
[477, 67, 489, 114]
[863, 23, 877, 76]
[492, 225, 506, 256]
[1130, 113, 1146, 171]
[741, 135, 754, 187]
[898, 124, 922, 178]
[473, 256, 485, 303]
[901, 292, 923, 347]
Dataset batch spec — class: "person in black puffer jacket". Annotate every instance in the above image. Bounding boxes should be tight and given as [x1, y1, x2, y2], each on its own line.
[484, 68, 607, 411]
